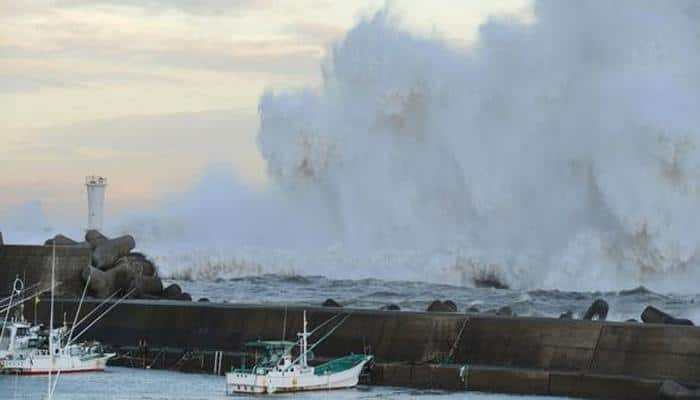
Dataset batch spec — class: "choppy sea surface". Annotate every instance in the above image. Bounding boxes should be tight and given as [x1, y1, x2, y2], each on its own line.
[168, 274, 700, 323]
[0, 367, 572, 400]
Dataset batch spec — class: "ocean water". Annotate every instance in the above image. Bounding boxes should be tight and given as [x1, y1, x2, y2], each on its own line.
[168, 274, 700, 323]
[0, 367, 571, 400]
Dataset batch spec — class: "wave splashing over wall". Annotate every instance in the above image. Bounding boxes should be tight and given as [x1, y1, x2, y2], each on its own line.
[256, 2, 700, 292]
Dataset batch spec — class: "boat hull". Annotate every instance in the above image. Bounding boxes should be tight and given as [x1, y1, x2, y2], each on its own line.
[226, 356, 371, 394]
[0, 353, 115, 375]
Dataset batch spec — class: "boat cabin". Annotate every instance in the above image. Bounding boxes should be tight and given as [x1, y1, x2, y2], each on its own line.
[0, 321, 40, 356]
[238, 340, 314, 374]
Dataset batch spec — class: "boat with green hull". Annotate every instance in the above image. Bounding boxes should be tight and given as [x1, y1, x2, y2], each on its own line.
[225, 311, 372, 394]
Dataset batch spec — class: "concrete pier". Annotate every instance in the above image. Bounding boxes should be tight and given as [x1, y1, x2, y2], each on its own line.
[26, 299, 700, 399]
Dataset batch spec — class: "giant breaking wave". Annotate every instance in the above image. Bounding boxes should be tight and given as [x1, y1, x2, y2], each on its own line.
[251, 2, 700, 292]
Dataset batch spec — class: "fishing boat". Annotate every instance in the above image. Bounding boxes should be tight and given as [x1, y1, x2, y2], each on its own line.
[225, 311, 373, 394]
[0, 323, 114, 374]
[0, 246, 116, 376]
[1, 278, 43, 359]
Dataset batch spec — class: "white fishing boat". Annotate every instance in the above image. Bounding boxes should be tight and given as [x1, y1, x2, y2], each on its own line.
[0, 246, 116, 377]
[0, 323, 114, 375]
[1, 278, 43, 359]
[225, 311, 372, 394]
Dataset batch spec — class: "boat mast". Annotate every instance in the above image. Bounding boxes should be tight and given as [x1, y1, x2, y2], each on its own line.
[300, 310, 308, 367]
[48, 242, 56, 400]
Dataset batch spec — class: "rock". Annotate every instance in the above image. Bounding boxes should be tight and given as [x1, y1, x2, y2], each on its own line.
[444, 300, 457, 310]
[162, 283, 183, 299]
[626, 319, 638, 323]
[198, 298, 210, 302]
[641, 306, 694, 326]
[176, 292, 192, 301]
[380, 304, 400, 311]
[82, 261, 145, 298]
[559, 311, 573, 319]
[44, 234, 79, 246]
[92, 235, 136, 270]
[426, 300, 458, 312]
[85, 229, 109, 249]
[129, 275, 163, 298]
[112, 265, 137, 294]
[466, 306, 480, 313]
[322, 298, 342, 307]
[657, 379, 700, 399]
[582, 298, 609, 321]
[81, 266, 112, 298]
[113, 253, 157, 277]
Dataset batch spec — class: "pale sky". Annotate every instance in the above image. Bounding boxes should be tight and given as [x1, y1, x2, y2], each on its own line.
[1, 0, 532, 223]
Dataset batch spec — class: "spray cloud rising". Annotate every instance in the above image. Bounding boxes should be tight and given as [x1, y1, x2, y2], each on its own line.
[253, 1, 700, 291]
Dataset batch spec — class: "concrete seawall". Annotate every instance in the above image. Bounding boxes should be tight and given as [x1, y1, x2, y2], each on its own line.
[28, 299, 700, 399]
[0, 244, 89, 296]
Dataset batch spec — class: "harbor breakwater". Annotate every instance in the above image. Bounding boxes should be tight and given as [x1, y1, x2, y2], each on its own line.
[27, 299, 700, 399]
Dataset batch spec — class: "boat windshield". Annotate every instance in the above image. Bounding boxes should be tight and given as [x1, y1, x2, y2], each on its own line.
[243, 341, 295, 369]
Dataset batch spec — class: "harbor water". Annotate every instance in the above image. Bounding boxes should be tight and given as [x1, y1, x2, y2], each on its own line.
[1, 367, 572, 400]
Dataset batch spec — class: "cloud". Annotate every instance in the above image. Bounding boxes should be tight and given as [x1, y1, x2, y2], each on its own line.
[284, 21, 346, 45]
[0, 2, 324, 95]
[53, 0, 274, 16]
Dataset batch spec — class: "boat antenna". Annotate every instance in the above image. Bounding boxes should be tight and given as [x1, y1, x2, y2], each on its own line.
[0, 283, 57, 317]
[22, 270, 26, 321]
[284, 312, 352, 372]
[277, 312, 346, 357]
[0, 276, 20, 344]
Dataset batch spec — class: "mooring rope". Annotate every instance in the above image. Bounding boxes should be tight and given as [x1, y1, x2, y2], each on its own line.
[444, 317, 469, 364]
[68, 287, 136, 345]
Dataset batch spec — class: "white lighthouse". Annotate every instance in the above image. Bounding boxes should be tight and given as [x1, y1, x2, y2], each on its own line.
[85, 176, 107, 231]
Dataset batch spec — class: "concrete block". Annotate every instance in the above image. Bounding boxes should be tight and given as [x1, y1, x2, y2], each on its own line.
[378, 363, 413, 387]
[429, 364, 465, 391]
[591, 325, 700, 382]
[465, 365, 549, 395]
[93, 235, 136, 270]
[549, 371, 661, 400]
[455, 317, 602, 370]
[85, 229, 108, 249]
